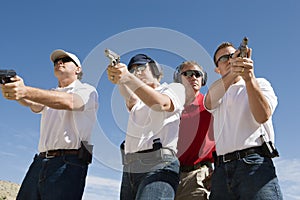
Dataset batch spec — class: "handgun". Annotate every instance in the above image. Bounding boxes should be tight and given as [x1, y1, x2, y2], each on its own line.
[0, 69, 17, 84]
[104, 48, 120, 67]
[238, 37, 248, 58]
[79, 141, 93, 164]
[260, 134, 279, 158]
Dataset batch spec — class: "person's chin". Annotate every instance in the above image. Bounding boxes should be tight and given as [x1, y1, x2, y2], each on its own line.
[192, 83, 199, 88]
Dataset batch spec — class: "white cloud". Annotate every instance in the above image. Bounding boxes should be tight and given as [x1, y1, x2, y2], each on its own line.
[274, 158, 300, 200]
[83, 175, 121, 200]
[0, 151, 17, 157]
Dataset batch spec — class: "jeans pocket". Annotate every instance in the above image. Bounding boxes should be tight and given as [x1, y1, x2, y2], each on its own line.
[63, 155, 86, 168]
[242, 153, 264, 165]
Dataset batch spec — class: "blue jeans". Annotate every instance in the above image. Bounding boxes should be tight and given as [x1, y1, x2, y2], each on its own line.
[17, 154, 88, 200]
[120, 156, 180, 200]
[209, 153, 282, 200]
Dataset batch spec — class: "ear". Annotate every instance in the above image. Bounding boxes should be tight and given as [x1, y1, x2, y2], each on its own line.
[214, 67, 220, 74]
[76, 66, 82, 73]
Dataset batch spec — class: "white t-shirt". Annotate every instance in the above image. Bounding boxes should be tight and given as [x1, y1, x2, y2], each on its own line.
[124, 82, 185, 154]
[205, 78, 278, 155]
[38, 80, 98, 152]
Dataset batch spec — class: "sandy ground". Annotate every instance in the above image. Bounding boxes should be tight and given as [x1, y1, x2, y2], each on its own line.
[0, 180, 20, 200]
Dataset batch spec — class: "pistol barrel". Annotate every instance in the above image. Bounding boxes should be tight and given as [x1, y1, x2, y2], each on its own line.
[238, 37, 248, 58]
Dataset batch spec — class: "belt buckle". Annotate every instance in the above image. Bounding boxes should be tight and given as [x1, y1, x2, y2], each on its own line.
[45, 151, 55, 159]
[222, 155, 230, 163]
[222, 151, 242, 163]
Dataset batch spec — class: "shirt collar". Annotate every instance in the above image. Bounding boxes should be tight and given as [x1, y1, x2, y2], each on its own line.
[187, 93, 204, 107]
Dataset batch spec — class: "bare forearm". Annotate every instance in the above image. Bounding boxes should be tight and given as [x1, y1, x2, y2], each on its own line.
[118, 84, 138, 110]
[205, 72, 236, 110]
[23, 86, 83, 110]
[134, 85, 172, 111]
[120, 74, 173, 111]
[246, 78, 271, 123]
[119, 84, 136, 101]
[17, 98, 44, 113]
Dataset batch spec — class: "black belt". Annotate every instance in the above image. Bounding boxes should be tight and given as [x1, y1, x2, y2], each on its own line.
[39, 149, 80, 158]
[180, 161, 212, 172]
[122, 148, 175, 165]
[215, 146, 264, 166]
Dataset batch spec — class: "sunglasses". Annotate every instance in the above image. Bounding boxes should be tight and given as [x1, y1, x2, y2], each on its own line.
[216, 53, 234, 63]
[129, 65, 147, 74]
[181, 70, 203, 78]
[53, 57, 78, 66]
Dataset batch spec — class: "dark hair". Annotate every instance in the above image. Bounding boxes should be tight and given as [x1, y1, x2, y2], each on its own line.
[213, 42, 235, 67]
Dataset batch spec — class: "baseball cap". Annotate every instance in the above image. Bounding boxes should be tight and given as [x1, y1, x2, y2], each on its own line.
[127, 54, 154, 71]
[50, 49, 81, 68]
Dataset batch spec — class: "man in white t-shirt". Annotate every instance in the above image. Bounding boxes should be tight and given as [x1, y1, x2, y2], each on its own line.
[107, 54, 185, 200]
[204, 42, 282, 199]
[1, 49, 98, 199]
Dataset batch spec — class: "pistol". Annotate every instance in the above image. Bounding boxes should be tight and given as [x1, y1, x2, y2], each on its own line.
[260, 134, 279, 158]
[0, 69, 17, 84]
[104, 48, 120, 67]
[79, 141, 93, 164]
[238, 37, 248, 58]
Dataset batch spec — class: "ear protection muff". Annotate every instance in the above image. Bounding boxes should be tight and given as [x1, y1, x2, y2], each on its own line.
[173, 63, 208, 86]
[148, 58, 162, 79]
[173, 65, 182, 83]
[201, 70, 207, 86]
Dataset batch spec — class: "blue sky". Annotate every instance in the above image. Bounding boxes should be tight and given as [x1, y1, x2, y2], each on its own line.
[0, 0, 299, 199]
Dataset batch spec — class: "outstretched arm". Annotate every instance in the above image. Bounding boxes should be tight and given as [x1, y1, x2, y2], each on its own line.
[204, 71, 237, 110]
[1, 76, 85, 111]
[118, 84, 138, 111]
[107, 63, 174, 112]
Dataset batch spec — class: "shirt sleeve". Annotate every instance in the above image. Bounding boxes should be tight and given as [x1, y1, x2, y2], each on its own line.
[257, 78, 278, 114]
[74, 83, 98, 111]
[161, 83, 185, 112]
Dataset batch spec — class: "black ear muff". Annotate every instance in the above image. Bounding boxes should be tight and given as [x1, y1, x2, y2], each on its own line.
[141, 54, 161, 79]
[173, 62, 207, 85]
[149, 60, 162, 78]
[173, 65, 181, 83]
[201, 70, 207, 86]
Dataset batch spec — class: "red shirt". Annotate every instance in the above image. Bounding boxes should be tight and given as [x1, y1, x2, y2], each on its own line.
[177, 93, 215, 166]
